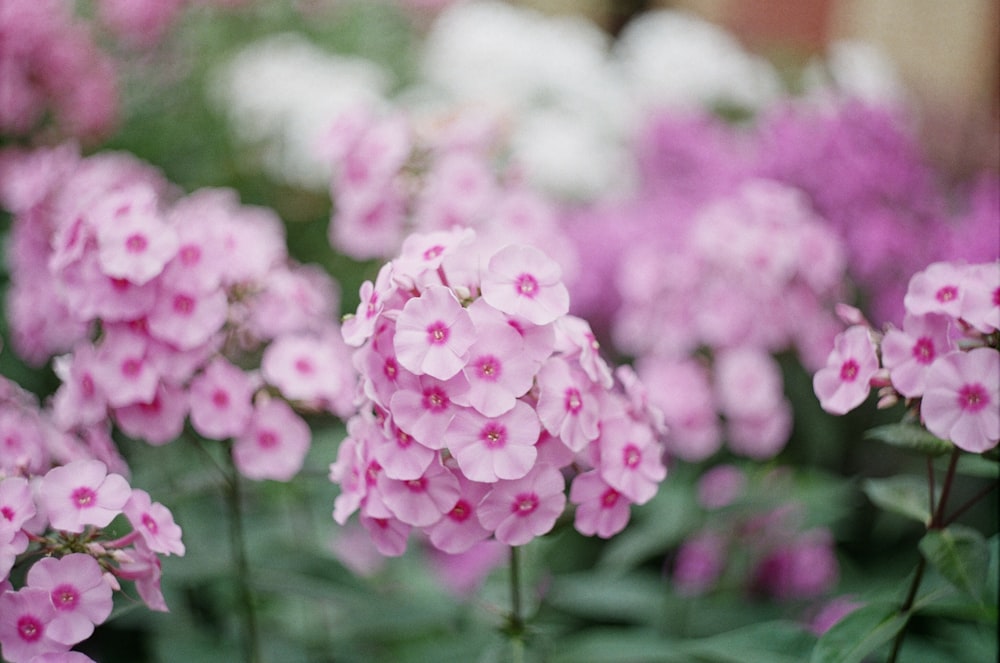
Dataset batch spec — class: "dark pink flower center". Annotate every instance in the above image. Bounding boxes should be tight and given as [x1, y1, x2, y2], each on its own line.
[515, 274, 539, 298]
[258, 430, 279, 449]
[423, 245, 444, 261]
[52, 584, 80, 611]
[172, 294, 195, 315]
[421, 387, 450, 413]
[601, 488, 620, 508]
[957, 383, 989, 413]
[912, 337, 935, 364]
[72, 487, 97, 509]
[294, 357, 314, 374]
[448, 499, 472, 522]
[179, 244, 201, 266]
[212, 389, 230, 408]
[111, 278, 131, 292]
[81, 374, 96, 398]
[512, 492, 539, 517]
[474, 355, 501, 381]
[365, 461, 382, 486]
[839, 359, 859, 382]
[623, 444, 642, 469]
[122, 358, 143, 378]
[481, 423, 507, 449]
[395, 429, 412, 449]
[405, 478, 427, 493]
[383, 358, 398, 380]
[17, 615, 43, 643]
[1, 506, 14, 521]
[125, 233, 148, 253]
[935, 285, 958, 303]
[426, 321, 450, 345]
[142, 513, 159, 534]
[564, 388, 583, 414]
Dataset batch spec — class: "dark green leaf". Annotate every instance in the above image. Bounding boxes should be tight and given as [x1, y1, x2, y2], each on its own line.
[679, 621, 813, 663]
[548, 629, 686, 663]
[546, 572, 666, 626]
[865, 423, 952, 456]
[863, 476, 932, 524]
[810, 602, 908, 663]
[919, 525, 990, 603]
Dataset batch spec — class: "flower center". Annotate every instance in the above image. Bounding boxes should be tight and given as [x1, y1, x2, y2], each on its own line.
[142, 513, 159, 534]
[294, 357, 314, 374]
[957, 383, 989, 413]
[475, 355, 501, 381]
[515, 274, 539, 298]
[1, 506, 14, 521]
[52, 584, 80, 611]
[383, 358, 398, 379]
[448, 499, 472, 522]
[423, 245, 444, 261]
[839, 359, 859, 382]
[81, 374, 96, 398]
[179, 244, 201, 266]
[72, 487, 97, 509]
[212, 389, 230, 408]
[512, 493, 539, 517]
[935, 285, 958, 303]
[172, 294, 195, 315]
[16, 616, 43, 643]
[482, 423, 507, 449]
[258, 431, 279, 449]
[564, 388, 583, 414]
[125, 233, 148, 254]
[421, 387, 450, 413]
[623, 444, 642, 469]
[122, 358, 143, 378]
[405, 477, 427, 493]
[426, 321, 450, 345]
[395, 429, 412, 449]
[912, 337, 935, 364]
[601, 488, 620, 508]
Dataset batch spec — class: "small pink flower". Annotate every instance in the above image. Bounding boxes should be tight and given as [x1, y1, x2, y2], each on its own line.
[959, 261, 1000, 333]
[115, 540, 167, 612]
[93, 185, 178, 286]
[342, 264, 393, 347]
[360, 515, 411, 557]
[393, 286, 475, 380]
[50, 345, 108, 430]
[426, 473, 493, 554]
[378, 461, 461, 528]
[813, 325, 879, 415]
[480, 245, 569, 325]
[0, 587, 66, 662]
[91, 327, 159, 409]
[477, 464, 566, 547]
[443, 401, 540, 483]
[672, 531, 727, 596]
[881, 313, 955, 398]
[146, 285, 227, 350]
[570, 470, 631, 539]
[696, 465, 746, 510]
[461, 299, 539, 417]
[597, 416, 666, 505]
[370, 421, 436, 481]
[187, 358, 256, 440]
[0, 477, 36, 535]
[124, 489, 185, 556]
[388, 373, 469, 449]
[903, 261, 966, 320]
[40, 460, 131, 534]
[921, 348, 999, 452]
[233, 400, 311, 481]
[114, 382, 188, 446]
[535, 357, 600, 452]
[26, 554, 113, 646]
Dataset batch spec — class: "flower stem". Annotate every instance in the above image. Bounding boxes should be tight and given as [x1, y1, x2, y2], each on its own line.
[507, 545, 526, 663]
[225, 451, 262, 663]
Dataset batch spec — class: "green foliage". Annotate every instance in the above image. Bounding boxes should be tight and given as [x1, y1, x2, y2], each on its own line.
[865, 424, 953, 457]
[919, 526, 991, 604]
[862, 476, 934, 525]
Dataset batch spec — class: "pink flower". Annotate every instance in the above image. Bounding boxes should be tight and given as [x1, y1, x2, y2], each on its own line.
[91, 327, 159, 409]
[261, 331, 354, 415]
[921, 348, 999, 452]
[570, 470, 631, 539]
[880, 313, 955, 398]
[393, 285, 475, 380]
[370, 421, 436, 481]
[342, 264, 393, 347]
[477, 464, 566, 547]
[378, 461, 460, 527]
[388, 373, 469, 449]
[903, 261, 967, 320]
[597, 416, 666, 504]
[696, 465, 746, 510]
[123, 489, 185, 556]
[25, 554, 113, 646]
[0, 587, 66, 662]
[93, 185, 178, 286]
[360, 515, 411, 557]
[115, 540, 167, 612]
[442, 401, 540, 482]
[0, 476, 36, 535]
[535, 357, 600, 452]
[114, 382, 188, 446]
[187, 358, 256, 440]
[959, 261, 1000, 333]
[40, 460, 131, 533]
[50, 346, 108, 430]
[233, 400, 311, 481]
[426, 473, 493, 554]
[672, 531, 728, 596]
[813, 325, 879, 415]
[638, 358, 722, 462]
[146, 286, 227, 350]
[461, 299, 539, 417]
[480, 245, 569, 325]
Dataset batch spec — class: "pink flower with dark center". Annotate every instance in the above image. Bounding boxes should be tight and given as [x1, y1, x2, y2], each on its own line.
[188, 358, 256, 440]
[480, 245, 569, 325]
[394, 286, 475, 380]
[570, 470, 632, 539]
[921, 348, 999, 452]
[371, 421, 436, 481]
[124, 489, 185, 556]
[443, 401, 540, 482]
[959, 261, 1000, 333]
[597, 416, 666, 504]
[0, 477, 35, 534]
[462, 299, 539, 417]
[360, 514, 411, 557]
[51, 345, 108, 430]
[26, 554, 113, 646]
[0, 587, 65, 662]
[114, 382, 188, 446]
[378, 460, 461, 527]
[91, 328, 159, 408]
[813, 325, 879, 415]
[535, 358, 600, 451]
[232, 400, 311, 481]
[389, 373, 469, 449]
[115, 539, 167, 612]
[903, 261, 967, 320]
[146, 286, 227, 350]
[93, 185, 179, 286]
[477, 464, 566, 546]
[426, 473, 492, 554]
[881, 313, 955, 398]
[342, 263, 394, 347]
[40, 460, 131, 533]
[672, 531, 728, 596]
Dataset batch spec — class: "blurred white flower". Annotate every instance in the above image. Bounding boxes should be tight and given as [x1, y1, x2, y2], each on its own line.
[210, 33, 391, 189]
[802, 39, 908, 107]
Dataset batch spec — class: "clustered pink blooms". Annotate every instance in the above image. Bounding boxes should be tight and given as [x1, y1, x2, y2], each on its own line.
[324, 105, 578, 275]
[671, 465, 839, 602]
[330, 228, 667, 555]
[815, 260, 1000, 453]
[0, 144, 355, 481]
[0, 460, 183, 663]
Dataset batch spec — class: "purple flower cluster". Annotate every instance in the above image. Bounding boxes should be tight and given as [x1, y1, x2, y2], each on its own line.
[330, 228, 667, 554]
[815, 260, 999, 453]
[0, 144, 355, 481]
[1, 460, 183, 663]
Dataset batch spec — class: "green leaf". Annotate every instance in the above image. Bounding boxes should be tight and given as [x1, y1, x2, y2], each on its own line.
[548, 629, 686, 663]
[810, 602, 908, 663]
[919, 525, 990, 603]
[862, 476, 933, 524]
[953, 453, 1000, 478]
[546, 572, 666, 626]
[680, 621, 813, 663]
[865, 423, 952, 456]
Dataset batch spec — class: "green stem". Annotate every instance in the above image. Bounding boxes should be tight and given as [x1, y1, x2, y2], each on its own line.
[508, 545, 525, 663]
[225, 451, 262, 663]
[887, 449, 961, 663]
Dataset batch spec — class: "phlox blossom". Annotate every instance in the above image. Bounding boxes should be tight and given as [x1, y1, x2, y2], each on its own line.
[480, 244, 569, 325]
[393, 285, 475, 380]
[0, 588, 65, 662]
[477, 464, 566, 546]
[25, 554, 113, 646]
[232, 399, 311, 481]
[378, 460, 460, 527]
[187, 358, 256, 440]
[93, 185, 179, 286]
[880, 313, 955, 398]
[124, 489, 185, 556]
[442, 401, 540, 482]
[921, 347, 999, 453]
[535, 357, 600, 451]
[570, 470, 631, 539]
[903, 261, 967, 320]
[461, 299, 538, 417]
[597, 415, 666, 504]
[40, 460, 131, 533]
[813, 325, 878, 415]
[426, 473, 493, 554]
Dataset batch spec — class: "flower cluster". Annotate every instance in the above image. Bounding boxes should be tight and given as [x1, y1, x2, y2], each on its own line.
[814, 260, 999, 453]
[1, 460, 183, 663]
[0, 144, 355, 480]
[330, 228, 667, 555]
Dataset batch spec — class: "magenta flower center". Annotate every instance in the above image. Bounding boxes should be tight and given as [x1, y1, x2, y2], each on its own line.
[125, 233, 148, 254]
[1, 506, 14, 521]
[957, 383, 989, 413]
[212, 389, 230, 408]
[512, 492, 539, 517]
[173, 294, 195, 315]
[294, 357, 314, 374]
[16, 616, 43, 643]
[601, 488, 620, 508]
[383, 358, 398, 379]
[81, 374, 96, 398]
[564, 388, 583, 414]
[72, 486, 97, 509]
[481, 423, 508, 449]
[623, 444, 642, 468]
[52, 584, 80, 611]
[839, 359, 859, 382]
[258, 431, 279, 449]
[426, 321, 450, 345]
[912, 337, 935, 364]
[474, 356, 501, 381]
[395, 429, 412, 449]
[423, 245, 444, 261]
[111, 278, 131, 293]
[142, 513, 159, 534]
[122, 358, 143, 378]
[365, 461, 382, 486]
[405, 477, 427, 494]
[421, 387, 449, 412]
[448, 499, 472, 522]
[935, 285, 958, 303]
[515, 273, 539, 298]
[179, 244, 201, 266]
